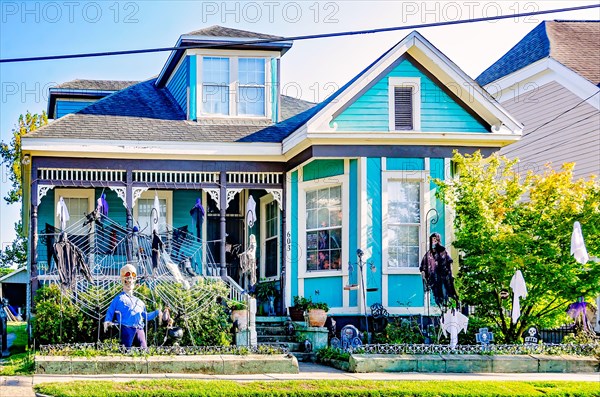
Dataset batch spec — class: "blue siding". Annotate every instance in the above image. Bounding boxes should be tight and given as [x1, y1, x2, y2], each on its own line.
[37, 189, 56, 269]
[348, 159, 358, 307]
[333, 58, 487, 133]
[304, 277, 343, 308]
[387, 158, 425, 171]
[166, 56, 190, 116]
[290, 171, 299, 299]
[173, 190, 203, 275]
[366, 158, 382, 304]
[56, 100, 95, 118]
[429, 158, 446, 243]
[388, 274, 424, 307]
[302, 159, 345, 182]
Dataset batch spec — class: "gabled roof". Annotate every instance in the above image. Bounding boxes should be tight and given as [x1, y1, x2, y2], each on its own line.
[296, 30, 522, 141]
[186, 25, 283, 40]
[477, 20, 600, 86]
[0, 267, 26, 284]
[26, 78, 316, 143]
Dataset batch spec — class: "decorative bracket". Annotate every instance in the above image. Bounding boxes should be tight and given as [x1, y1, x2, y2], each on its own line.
[37, 185, 55, 205]
[204, 188, 220, 210]
[226, 188, 243, 209]
[266, 189, 283, 211]
[108, 186, 127, 208]
[132, 187, 148, 208]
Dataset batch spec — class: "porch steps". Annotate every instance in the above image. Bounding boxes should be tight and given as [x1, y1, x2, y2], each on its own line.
[255, 316, 316, 362]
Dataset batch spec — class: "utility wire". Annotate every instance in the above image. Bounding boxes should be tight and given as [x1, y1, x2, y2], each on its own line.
[1, 4, 598, 64]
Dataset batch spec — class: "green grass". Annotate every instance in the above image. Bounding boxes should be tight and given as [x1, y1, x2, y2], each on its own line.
[34, 380, 600, 397]
[0, 321, 34, 375]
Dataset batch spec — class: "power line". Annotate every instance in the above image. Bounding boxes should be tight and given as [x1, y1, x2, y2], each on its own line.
[1, 4, 599, 64]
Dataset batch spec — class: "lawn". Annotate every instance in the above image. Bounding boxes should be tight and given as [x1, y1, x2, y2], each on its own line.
[34, 380, 600, 397]
[0, 321, 34, 375]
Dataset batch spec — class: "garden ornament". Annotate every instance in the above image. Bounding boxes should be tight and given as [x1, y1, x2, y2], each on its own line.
[509, 270, 527, 324]
[103, 264, 161, 348]
[441, 308, 468, 348]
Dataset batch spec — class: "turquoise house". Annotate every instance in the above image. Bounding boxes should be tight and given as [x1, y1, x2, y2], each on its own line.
[21, 26, 522, 325]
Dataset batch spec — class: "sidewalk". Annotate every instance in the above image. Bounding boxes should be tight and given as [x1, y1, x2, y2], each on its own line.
[2, 363, 599, 397]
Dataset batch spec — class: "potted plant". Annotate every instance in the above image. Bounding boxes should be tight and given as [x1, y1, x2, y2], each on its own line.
[289, 296, 312, 322]
[307, 301, 329, 327]
[255, 281, 278, 315]
[229, 300, 248, 330]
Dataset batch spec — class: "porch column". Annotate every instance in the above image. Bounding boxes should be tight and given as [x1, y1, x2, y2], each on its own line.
[219, 171, 227, 278]
[30, 203, 39, 308]
[125, 170, 133, 262]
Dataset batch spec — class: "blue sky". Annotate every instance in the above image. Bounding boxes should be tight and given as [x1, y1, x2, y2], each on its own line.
[0, 0, 597, 253]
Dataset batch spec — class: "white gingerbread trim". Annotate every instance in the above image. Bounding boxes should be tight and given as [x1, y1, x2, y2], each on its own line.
[265, 189, 283, 211]
[132, 187, 148, 208]
[226, 188, 243, 209]
[108, 186, 127, 208]
[204, 188, 220, 210]
[37, 185, 55, 204]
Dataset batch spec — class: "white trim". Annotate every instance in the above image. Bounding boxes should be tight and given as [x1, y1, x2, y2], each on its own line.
[297, 173, 349, 310]
[54, 188, 95, 228]
[358, 157, 368, 313]
[484, 57, 600, 109]
[259, 193, 281, 281]
[388, 77, 421, 131]
[133, 190, 173, 233]
[381, 171, 428, 277]
[284, 170, 293, 309]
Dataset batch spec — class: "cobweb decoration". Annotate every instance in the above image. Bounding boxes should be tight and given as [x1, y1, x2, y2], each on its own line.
[37, 212, 226, 322]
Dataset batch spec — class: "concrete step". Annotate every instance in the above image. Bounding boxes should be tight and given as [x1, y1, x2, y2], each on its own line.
[257, 335, 296, 343]
[256, 326, 289, 336]
[291, 352, 317, 362]
[256, 316, 289, 324]
[260, 341, 302, 352]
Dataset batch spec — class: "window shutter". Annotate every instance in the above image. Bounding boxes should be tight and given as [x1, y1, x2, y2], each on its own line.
[394, 86, 413, 130]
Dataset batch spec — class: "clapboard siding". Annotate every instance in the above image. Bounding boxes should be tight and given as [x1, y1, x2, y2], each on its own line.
[56, 100, 96, 118]
[500, 81, 600, 180]
[166, 56, 190, 115]
[333, 58, 488, 133]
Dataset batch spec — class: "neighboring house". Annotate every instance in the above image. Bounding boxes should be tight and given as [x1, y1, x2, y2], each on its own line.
[477, 20, 600, 180]
[0, 267, 27, 319]
[21, 26, 522, 324]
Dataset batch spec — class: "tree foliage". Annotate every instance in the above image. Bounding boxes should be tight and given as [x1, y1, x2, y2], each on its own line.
[0, 111, 48, 268]
[433, 152, 600, 343]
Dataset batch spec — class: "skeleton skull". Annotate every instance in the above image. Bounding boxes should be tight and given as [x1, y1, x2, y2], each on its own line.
[120, 264, 137, 294]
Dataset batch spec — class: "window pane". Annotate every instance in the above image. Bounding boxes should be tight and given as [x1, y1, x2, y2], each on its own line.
[307, 231, 318, 250]
[330, 186, 341, 206]
[329, 229, 342, 249]
[202, 85, 229, 115]
[138, 198, 167, 234]
[389, 181, 420, 223]
[329, 207, 342, 227]
[203, 57, 229, 84]
[238, 87, 265, 116]
[318, 208, 329, 229]
[306, 190, 317, 209]
[265, 238, 278, 278]
[318, 230, 329, 250]
[307, 250, 318, 271]
[306, 209, 317, 230]
[239, 58, 265, 85]
[388, 224, 419, 267]
[62, 197, 88, 228]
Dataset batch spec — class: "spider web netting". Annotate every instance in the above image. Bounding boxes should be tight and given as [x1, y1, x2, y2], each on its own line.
[37, 213, 232, 323]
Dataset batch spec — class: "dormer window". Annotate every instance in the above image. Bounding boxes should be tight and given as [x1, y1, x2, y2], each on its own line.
[388, 77, 421, 131]
[200, 56, 268, 117]
[202, 57, 230, 115]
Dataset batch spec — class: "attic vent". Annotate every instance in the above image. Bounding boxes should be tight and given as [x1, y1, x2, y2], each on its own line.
[394, 86, 413, 130]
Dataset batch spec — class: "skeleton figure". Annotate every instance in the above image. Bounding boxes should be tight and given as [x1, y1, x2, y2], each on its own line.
[239, 234, 257, 287]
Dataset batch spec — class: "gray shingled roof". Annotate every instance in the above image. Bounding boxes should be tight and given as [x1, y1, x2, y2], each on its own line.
[53, 79, 140, 91]
[186, 25, 282, 40]
[26, 78, 316, 143]
[477, 20, 600, 86]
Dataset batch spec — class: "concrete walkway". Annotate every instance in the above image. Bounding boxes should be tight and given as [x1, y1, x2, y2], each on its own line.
[1, 362, 598, 397]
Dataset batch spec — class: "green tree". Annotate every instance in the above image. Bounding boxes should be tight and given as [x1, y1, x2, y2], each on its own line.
[434, 151, 600, 343]
[0, 111, 47, 267]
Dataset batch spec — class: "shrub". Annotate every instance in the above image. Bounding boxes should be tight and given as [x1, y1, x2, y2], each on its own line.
[292, 296, 312, 311]
[308, 302, 329, 312]
[32, 284, 96, 345]
[374, 317, 424, 344]
[316, 346, 350, 362]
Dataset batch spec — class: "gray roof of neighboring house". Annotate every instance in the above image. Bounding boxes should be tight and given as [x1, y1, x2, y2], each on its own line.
[477, 20, 600, 86]
[27, 78, 317, 143]
[186, 25, 283, 40]
[53, 79, 140, 91]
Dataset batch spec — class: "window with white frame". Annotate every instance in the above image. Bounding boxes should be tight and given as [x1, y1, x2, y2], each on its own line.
[134, 192, 172, 235]
[386, 180, 421, 268]
[238, 58, 266, 116]
[54, 189, 95, 230]
[306, 185, 342, 272]
[262, 199, 279, 278]
[388, 77, 421, 131]
[202, 57, 230, 115]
